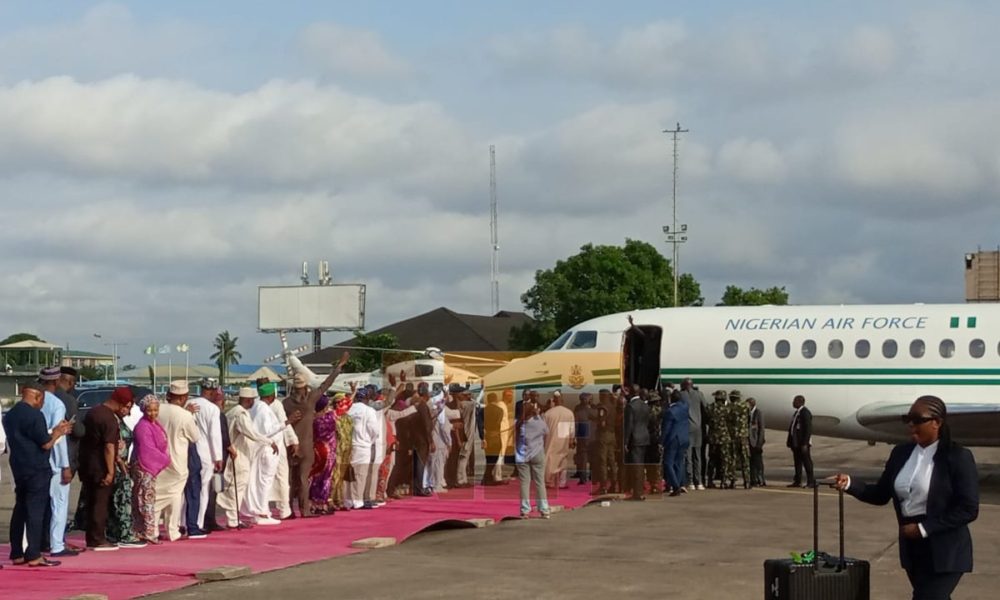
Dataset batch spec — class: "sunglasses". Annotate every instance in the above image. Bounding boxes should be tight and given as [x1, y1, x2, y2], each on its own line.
[901, 414, 937, 425]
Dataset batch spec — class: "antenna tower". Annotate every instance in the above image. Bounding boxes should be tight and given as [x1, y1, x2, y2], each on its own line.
[490, 145, 500, 314]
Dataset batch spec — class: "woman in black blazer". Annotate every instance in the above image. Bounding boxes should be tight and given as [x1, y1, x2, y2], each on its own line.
[832, 396, 979, 600]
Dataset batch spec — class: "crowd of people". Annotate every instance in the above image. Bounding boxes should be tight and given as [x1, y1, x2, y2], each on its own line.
[2, 351, 795, 567]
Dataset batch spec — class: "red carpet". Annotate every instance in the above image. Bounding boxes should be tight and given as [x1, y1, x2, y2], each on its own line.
[1, 484, 595, 600]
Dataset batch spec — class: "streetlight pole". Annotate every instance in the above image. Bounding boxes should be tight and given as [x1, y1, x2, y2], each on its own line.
[662, 123, 690, 307]
[94, 334, 126, 383]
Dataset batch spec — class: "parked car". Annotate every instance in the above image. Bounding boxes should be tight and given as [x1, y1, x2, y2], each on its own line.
[75, 385, 153, 425]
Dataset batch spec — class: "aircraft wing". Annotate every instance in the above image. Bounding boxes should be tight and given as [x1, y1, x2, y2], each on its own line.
[856, 402, 1000, 447]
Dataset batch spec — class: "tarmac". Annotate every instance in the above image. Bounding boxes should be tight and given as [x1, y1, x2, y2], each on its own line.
[3, 436, 999, 599]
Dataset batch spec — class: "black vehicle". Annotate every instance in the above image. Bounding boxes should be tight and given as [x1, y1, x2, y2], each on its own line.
[75, 385, 153, 425]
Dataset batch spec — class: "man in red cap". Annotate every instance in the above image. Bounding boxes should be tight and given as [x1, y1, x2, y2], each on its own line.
[79, 386, 133, 551]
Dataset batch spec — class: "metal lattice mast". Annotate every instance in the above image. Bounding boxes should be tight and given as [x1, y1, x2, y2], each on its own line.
[662, 123, 689, 307]
[490, 145, 500, 314]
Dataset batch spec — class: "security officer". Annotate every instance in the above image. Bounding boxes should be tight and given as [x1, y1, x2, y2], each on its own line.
[707, 390, 733, 488]
[727, 390, 751, 489]
[573, 393, 596, 484]
[590, 389, 618, 495]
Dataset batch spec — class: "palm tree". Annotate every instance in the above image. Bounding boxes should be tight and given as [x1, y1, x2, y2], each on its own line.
[210, 330, 241, 387]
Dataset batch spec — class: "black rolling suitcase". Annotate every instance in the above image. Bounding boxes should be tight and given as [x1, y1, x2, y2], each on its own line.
[763, 485, 870, 599]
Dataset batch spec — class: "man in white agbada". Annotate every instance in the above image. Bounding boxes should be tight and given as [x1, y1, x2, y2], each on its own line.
[425, 386, 456, 492]
[346, 393, 380, 509]
[185, 380, 223, 534]
[543, 390, 576, 489]
[217, 387, 277, 528]
[154, 381, 200, 541]
[258, 383, 299, 520]
[246, 384, 288, 525]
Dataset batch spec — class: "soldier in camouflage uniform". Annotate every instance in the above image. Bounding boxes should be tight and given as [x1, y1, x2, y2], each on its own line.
[707, 390, 733, 488]
[644, 389, 664, 493]
[590, 389, 618, 494]
[726, 390, 751, 489]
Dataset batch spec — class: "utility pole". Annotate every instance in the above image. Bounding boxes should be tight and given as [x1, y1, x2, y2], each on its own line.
[662, 122, 690, 307]
[489, 145, 500, 314]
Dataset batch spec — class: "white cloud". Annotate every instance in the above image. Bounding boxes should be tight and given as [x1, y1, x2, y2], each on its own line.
[716, 138, 788, 184]
[0, 75, 478, 193]
[0, 3, 213, 83]
[835, 25, 899, 77]
[299, 22, 410, 79]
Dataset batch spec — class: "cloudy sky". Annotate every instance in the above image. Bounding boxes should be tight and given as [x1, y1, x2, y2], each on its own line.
[2, 1, 999, 367]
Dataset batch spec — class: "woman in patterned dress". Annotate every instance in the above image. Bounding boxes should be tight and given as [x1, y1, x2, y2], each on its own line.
[130, 394, 170, 544]
[307, 395, 337, 515]
[329, 393, 354, 510]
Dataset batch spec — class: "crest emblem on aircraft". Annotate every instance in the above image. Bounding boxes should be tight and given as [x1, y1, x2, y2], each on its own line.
[567, 364, 586, 389]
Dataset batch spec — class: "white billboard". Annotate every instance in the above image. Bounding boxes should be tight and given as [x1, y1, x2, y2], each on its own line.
[258, 285, 365, 332]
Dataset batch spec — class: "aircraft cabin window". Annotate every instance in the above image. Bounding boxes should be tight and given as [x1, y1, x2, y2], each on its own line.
[882, 339, 898, 359]
[724, 340, 738, 359]
[939, 339, 955, 359]
[969, 339, 986, 359]
[910, 339, 925, 358]
[567, 330, 598, 349]
[775, 340, 790, 358]
[855, 340, 870, 358]
[828, 339, 843, 359]
[546, 330, 573, 351]
[802, 340, 817, 359]
[749, 340, 764, 359]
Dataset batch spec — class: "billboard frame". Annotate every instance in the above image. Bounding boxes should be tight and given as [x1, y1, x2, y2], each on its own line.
[257, 284, 366, 333]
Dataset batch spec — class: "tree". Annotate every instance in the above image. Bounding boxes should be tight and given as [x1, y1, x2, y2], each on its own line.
[510, 239, 702, 351]
[0, 332, 47, 367]
[339, 331, 411, 373]
[0, 332, 42, 346]
[718, 285, 790, 306]
[210, 331, 242, 387]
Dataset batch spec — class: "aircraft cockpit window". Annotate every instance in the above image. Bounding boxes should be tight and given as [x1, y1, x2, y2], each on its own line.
[855, 340, 871, 358]
[749, 340, 764, 359]
[546, 330, 573, 351]
[567, 330, 598, 349]
[882, 339, 898, 359]
[940, 339, 955, 359]
[828, 339, 843, 359]
[724, 340, 738, 358]
[969, 339, 985, 359]
[910, 339, 925, 358]
[775, 340, 790, 358]
[802, 340, 817, 359]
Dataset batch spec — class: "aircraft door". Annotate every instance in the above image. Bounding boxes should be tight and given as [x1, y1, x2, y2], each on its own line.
[622, 325, 663, 391]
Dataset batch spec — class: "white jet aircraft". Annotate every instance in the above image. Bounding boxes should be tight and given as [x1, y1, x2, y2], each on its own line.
[478, 303, 1000, 446]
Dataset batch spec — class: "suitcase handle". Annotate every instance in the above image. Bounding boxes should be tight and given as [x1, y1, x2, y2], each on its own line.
[813, 484, 846, 567]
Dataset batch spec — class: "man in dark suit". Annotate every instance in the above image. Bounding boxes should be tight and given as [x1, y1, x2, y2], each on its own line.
[747, 397, 766, 487]
[786, 394, 814, 487]
[623, 387, 651, 500]
[833, 395, 978, 600]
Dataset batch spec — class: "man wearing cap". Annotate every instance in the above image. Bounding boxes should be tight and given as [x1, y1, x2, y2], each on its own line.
[80, 386, 132, 551]
[542, 390, 575, 489]
[284, 352, 349, 517]
[38, 367, 74, 557]
[55, 367, 82, 476]
[154, 381, 200, 541]
[454, 385, 478, 488]
[218, 387, 278, 528]
[573, 392, 596, 485]
[3, 383, 73, 566]
[257, 382, 299, 520]
[726, 390, 750, 489]
[185, 380, 223, 537]
[204, 386, 233, 531]
[247, 383, 290, 524]
[346, 388, 381, 507]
